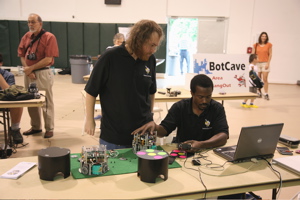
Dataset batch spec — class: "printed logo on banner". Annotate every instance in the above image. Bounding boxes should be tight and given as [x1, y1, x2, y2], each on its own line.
[192, 54, 249, 93]
[193, 59, 212, 74]
[234, 74, 247, 87]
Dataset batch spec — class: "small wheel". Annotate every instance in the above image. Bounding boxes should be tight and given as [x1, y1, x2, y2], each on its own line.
[81, 165, 89, 175]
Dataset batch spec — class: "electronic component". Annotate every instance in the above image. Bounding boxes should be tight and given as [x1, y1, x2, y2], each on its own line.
[168, 156, 176, 165]
[178, 143, 192, 150]
[79, 145, 109, 175]
[279, 134, 299, 148]
[192, 159, 201, 166]
[169, 149, 187, 158]
[132, 132, 157, 153]
[276, 147, 293, 155]
[158, 91, 166, 95]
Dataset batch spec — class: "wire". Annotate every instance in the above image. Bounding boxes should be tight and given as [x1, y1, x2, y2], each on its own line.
[198, 161, 260, 177]
[47, 138, 52, 147]
[182, 157, 208, 199]
[196, 149, 227, 170]
[290, 191, 300, 200]
[263, 158, 282, 199]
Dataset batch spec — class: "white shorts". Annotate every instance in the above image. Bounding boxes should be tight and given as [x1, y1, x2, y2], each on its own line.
[257, 62, 270, 73]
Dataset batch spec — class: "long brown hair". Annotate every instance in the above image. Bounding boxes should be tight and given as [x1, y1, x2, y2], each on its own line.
[126, 20, 164, 55]
[258, 32, 269, 44]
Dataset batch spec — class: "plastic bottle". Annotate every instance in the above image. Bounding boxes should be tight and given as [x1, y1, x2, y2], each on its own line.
[50, 66, 56, 75]
[90, 64, 94, 74]
[17, 65, 24, 75]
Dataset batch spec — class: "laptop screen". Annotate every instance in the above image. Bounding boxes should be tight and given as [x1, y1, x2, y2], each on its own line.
[214, 123, 284, 163]
[233, 123, 284, 161]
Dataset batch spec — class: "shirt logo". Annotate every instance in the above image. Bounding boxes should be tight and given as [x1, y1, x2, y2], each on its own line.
[205, 119, 210, 127]
[145, 65, 150, 74]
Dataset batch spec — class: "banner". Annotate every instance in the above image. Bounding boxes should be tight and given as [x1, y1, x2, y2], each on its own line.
[187, 54, 250, 93]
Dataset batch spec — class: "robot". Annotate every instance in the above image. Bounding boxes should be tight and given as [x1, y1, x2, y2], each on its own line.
[132, 132, 157, 153]
[79, 145, 109, 175]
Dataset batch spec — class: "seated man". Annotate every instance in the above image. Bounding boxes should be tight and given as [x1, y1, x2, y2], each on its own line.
[132, 74, 229, 152]
[133, 74, 251, 199]
[0, 53, 24, 144]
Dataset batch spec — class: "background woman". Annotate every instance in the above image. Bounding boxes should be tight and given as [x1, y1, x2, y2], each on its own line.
[253, 32, 272, 100]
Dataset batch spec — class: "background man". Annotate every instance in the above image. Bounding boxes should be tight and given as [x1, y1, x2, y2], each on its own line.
[84, 20, 164, 150]
[0, 53, 24, 144]
[18, 13, 59, 138]
[106, 33, 125, 49]
[178, 34, 191, 74]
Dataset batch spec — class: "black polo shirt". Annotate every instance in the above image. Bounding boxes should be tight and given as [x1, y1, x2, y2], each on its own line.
[85, 44, 156, 145]
[160, 98, 229, 143]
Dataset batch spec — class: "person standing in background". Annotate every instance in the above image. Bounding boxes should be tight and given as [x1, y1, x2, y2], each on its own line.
[18, 13, 59, 138]
[179, 34, 191, 75]
[253, 32, 272, 100]
[241, 54, 261, 108]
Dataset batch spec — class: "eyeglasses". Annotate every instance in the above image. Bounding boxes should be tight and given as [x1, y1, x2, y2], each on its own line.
[27, 21, 38, 24]
[145, 42, 158, 51]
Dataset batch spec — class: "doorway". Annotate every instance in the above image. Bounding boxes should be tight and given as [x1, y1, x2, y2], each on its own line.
[166, 18, 198, 76]
[166, 17, 228, 76]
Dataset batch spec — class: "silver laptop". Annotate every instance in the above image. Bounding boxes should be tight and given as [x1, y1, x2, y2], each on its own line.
[273, 156, 300, 175]
[213, 123, 284, 163]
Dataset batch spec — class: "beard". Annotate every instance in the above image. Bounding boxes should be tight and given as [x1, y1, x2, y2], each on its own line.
[197, 103, 209, 111]
[135, 48, 152, 61]
[139, 54, 151, 61]
[29, 27, 37, 33]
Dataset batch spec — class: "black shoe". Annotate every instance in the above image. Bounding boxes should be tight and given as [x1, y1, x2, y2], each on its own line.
[264, 94, 270, 100]
[9, 128, 23, 144]
[58, 68, 71, 75]
[23, 128, 42, 135]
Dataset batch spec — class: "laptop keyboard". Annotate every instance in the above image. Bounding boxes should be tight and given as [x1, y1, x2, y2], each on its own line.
[224, 151, 235, 158]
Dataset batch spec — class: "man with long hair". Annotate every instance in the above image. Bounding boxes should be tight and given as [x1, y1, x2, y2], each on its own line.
[84, 20, 164, 150]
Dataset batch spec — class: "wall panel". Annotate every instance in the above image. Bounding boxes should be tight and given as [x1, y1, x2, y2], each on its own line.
[51, 22, 68, 68]
[0, 21, 11, 65]
[0, 20, 168, 72]
[8, 21, 21, 66]
[68, 23, 84, 58]
[84, 23, 100, 56]
[99, 24, 116, 54]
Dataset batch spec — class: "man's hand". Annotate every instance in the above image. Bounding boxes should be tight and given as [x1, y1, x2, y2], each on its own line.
[181, 140, 203, 153]
[23, 66, 33, 76]
[28, 72, 36, 80]
[84, 118, 96, 136]
[131, 121, 156, 135]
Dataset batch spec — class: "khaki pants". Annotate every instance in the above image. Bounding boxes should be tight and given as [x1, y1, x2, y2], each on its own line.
[24, 69, 54, 132]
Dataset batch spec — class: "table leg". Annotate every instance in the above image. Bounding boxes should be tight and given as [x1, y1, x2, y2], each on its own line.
[272, 188, 276, 200]
[1, 108, 11, 158]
